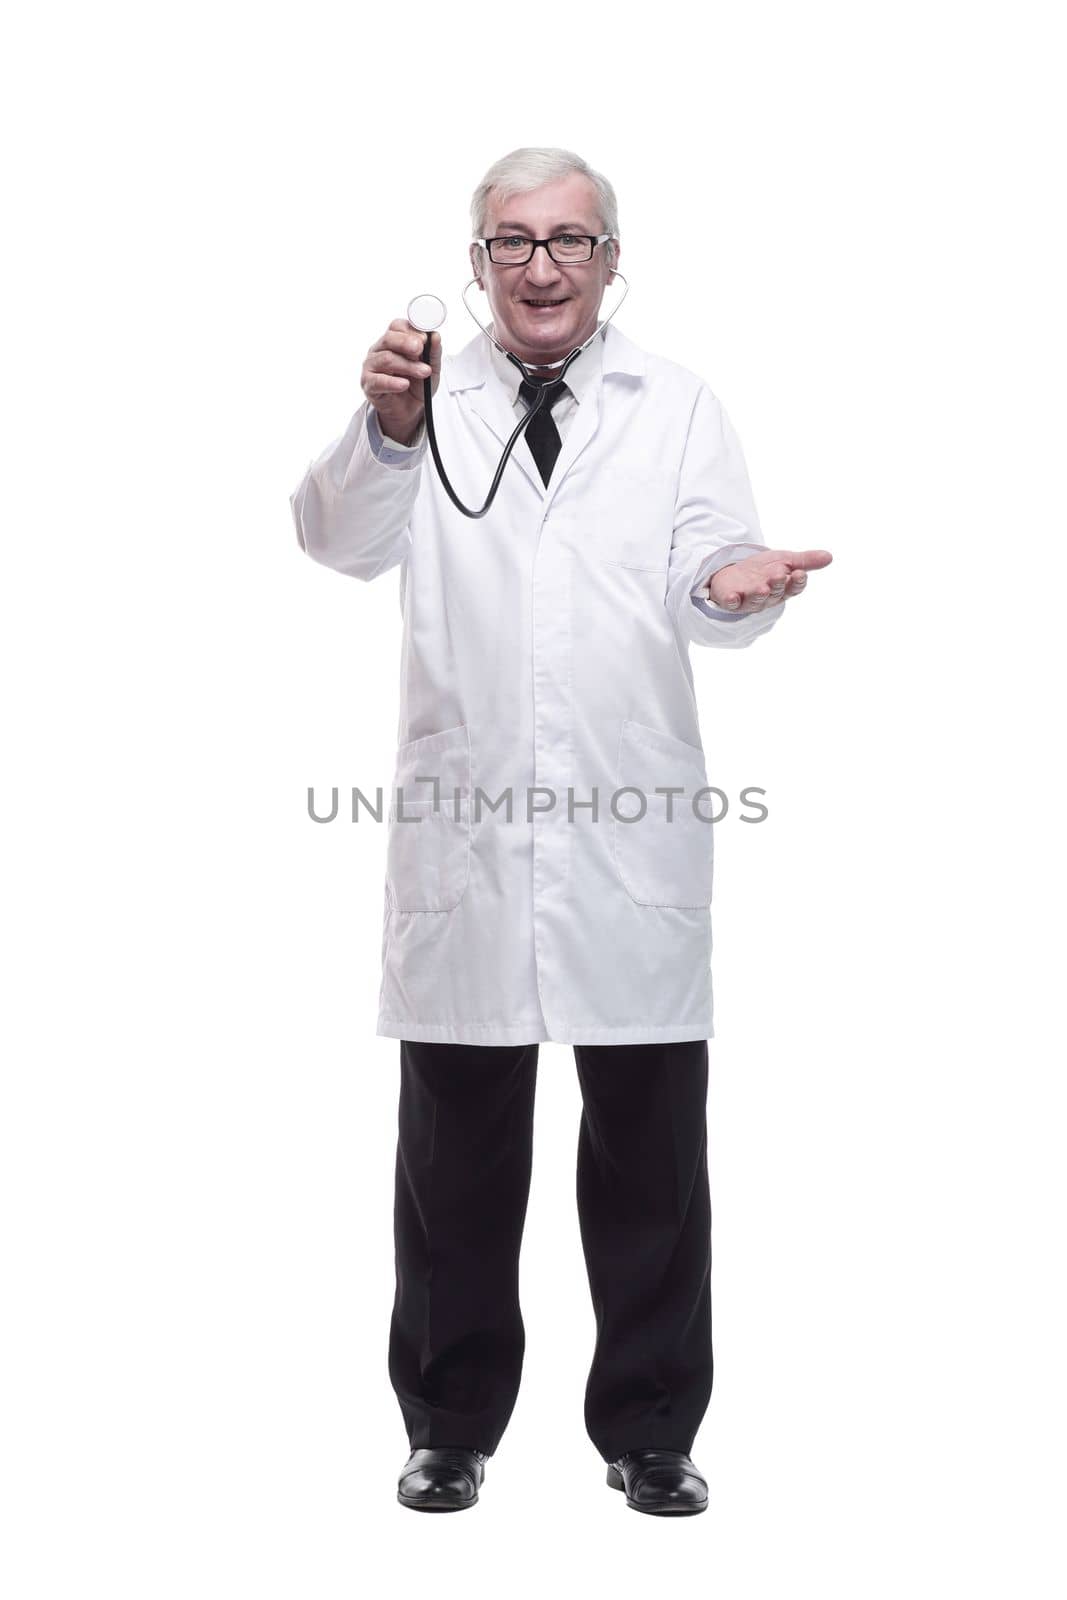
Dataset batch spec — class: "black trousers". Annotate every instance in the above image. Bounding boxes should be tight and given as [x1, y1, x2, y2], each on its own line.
[387, 1037, 713, 1463]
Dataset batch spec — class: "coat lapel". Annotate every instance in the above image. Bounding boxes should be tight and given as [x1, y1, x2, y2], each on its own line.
[445, 334, 540, 498]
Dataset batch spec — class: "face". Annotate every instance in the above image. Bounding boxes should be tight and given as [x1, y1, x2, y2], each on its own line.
[469, 172, 619, 368]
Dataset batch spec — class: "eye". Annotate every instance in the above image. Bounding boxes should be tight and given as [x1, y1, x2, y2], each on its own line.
[555, 234, 581, 245]
[501, 236, 527, 248]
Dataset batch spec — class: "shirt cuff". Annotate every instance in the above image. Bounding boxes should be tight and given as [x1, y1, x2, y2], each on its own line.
[366, 405, 426, 466]
[691, 593, 748, 621]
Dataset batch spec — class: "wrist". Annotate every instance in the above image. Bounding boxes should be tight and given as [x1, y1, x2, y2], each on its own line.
[383, 419, 423, 447]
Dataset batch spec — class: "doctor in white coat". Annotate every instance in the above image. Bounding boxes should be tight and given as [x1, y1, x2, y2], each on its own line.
[290, 146, 831, 1516]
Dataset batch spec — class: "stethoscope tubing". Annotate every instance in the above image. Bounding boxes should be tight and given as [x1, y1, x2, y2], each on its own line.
[420, 339, 582, 520]
[418, 269, 630, 520]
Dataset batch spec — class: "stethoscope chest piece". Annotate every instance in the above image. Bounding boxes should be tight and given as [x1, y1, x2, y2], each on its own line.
[407, 294, 447, 332]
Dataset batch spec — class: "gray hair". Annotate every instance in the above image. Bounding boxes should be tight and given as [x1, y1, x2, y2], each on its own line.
[470, 146, 619, 268]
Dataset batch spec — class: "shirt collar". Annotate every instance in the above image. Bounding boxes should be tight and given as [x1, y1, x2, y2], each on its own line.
[486, 323, 606, 409]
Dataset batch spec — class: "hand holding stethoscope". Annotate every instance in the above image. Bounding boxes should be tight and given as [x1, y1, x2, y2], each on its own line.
[360, 318, 444, 450]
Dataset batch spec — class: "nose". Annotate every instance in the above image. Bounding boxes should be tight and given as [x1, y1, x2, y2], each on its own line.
[522, 242, 564, 287]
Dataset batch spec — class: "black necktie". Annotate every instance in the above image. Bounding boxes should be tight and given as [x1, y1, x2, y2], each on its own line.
[518, 377, 569, 487]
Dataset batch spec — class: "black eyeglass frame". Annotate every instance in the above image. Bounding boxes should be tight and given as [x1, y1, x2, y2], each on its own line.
[473, 233, 614, 265]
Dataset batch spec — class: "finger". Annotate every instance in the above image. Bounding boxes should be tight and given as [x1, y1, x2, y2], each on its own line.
[761, 562, 792, 597]
[363, 362, 422, 395]
[385, 318, 426, 345]
[756, 549, 832, 573]
[367, 349, 433, 382]
[371, 326, 429, 361]
[364, 374, 413, 397]
[370, 322, 413, 354]
[375, 329, 433, 363]
[779, 549, 833, 571]
[415, 330, 442, 377]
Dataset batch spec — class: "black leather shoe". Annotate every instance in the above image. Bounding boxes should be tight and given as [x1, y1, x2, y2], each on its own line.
[606, 1448, 708, 1515]
[397, 1447, 488, 1512]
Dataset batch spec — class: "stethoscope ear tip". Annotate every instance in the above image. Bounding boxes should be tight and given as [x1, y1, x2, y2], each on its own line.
[407, 294, 447, 333]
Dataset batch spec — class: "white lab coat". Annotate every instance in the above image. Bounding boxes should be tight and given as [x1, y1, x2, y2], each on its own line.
[290, 321, 785, 1045]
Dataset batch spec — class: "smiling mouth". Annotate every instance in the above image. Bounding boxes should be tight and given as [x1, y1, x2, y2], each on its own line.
[522, 297, 569, 307]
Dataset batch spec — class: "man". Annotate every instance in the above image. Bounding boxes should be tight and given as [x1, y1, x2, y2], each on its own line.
[290, 147, 831, 1516]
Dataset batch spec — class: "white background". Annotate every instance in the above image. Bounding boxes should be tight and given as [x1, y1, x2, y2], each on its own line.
[3, 1, 1064, 1593]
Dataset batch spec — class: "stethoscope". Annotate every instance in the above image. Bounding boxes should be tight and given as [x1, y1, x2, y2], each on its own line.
[405, 268, 630, 519]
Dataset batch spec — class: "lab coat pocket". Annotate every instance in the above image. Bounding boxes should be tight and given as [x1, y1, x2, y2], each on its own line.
[593, 467, 675, 573]
[387, 723, 472, 913]
[386, 798, 471, 913]
[392, 723, 471, 799]
[613, 719, 714, 909]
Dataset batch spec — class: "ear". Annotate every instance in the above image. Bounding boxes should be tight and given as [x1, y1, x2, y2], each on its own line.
[469, 242, 485, 288]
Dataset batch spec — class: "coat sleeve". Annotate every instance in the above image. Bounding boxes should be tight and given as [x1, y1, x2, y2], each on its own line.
[289, 401, 426, 581]
[665, 382, 786, 649]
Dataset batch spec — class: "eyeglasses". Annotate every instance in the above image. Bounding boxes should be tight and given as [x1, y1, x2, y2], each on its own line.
[474, 233, 614, 265]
